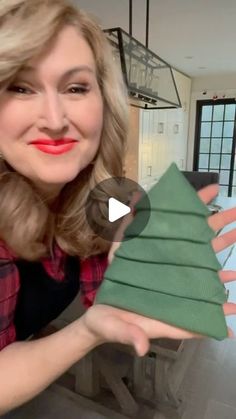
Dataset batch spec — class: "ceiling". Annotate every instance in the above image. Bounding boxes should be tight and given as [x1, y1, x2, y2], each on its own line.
[74, 0, 236, 78]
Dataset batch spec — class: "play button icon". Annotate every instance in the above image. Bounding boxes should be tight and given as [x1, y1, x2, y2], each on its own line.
[108, 197, 131, 222]
[85, 177, 150, 242]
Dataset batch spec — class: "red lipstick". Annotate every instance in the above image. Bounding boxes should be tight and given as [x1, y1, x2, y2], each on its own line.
[30, 138, 77, 155]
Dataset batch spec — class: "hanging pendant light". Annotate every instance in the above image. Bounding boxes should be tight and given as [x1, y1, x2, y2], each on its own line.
[104, 0, 181, 109]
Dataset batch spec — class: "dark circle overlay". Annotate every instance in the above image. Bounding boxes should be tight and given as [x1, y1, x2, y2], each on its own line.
[85, 177, 151, 242]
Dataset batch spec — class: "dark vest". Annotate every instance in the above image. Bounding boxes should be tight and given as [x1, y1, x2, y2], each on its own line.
[14, 256, 80, 340]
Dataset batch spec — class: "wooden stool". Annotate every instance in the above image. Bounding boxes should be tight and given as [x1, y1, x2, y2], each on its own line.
[74, 339, 185, 417]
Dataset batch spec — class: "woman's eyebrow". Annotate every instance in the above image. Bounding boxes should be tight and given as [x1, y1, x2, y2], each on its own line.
[18, 65, 95, 81]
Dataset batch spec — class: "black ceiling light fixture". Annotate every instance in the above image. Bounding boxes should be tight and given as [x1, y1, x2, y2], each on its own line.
[104, 0, 181, 109]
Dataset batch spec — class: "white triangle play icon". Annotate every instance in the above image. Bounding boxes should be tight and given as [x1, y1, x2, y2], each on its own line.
[108, 197, 131, 223]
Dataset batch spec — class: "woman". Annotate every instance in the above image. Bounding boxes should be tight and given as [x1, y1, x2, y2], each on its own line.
[0, 0, 236, 414]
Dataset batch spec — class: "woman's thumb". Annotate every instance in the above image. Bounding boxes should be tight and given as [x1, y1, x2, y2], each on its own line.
[119, 322, 150, 357]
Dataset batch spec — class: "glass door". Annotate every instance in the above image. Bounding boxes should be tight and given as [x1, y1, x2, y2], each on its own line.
[194, 99, 236, 196]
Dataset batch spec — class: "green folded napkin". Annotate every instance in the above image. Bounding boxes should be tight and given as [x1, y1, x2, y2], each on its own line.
[125, 211, 215, 243]
[95, 163, 228, 340]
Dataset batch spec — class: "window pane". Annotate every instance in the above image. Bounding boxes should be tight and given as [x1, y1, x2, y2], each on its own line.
[199, 138, 210, 153]
[220, 170, 230, 184]
[232, 187, 236, 197]
[213, 105, 224, 121]
[199, 154, 209, 168]
[210, 154, 220, 169]
[225, 104, 235, 121]
[211, 138, 221, 153]
[221, 154, 231, 170]
[200, 122, 211, 137]
[212, 122, 223, 137]
[223, 121, 234, 137]
[233, 171, 236, 185]
[219, 185, 228, 196]
[202, 106, 213, 121]
[222, 138, 233, 153]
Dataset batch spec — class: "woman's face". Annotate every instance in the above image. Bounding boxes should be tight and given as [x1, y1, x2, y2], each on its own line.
[0, 25, 104, 196]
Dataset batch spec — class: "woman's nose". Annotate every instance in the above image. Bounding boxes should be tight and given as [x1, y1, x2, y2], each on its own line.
[36, 92, 69, 133]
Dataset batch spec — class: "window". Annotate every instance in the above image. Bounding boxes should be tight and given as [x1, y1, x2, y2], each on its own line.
[194, 100, 236, 196]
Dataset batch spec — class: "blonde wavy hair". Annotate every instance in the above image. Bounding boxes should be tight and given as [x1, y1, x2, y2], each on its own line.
[0, 0, 129, 260]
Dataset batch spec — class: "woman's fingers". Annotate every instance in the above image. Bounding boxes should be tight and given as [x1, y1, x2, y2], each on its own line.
[223, 302, 236, 316]
[219, 270, 236, 283]
[205, 272, 235, 339]
[224, 305, 236, 338]
[197, 183, 219, 204]
[108, 241, 121, 265]
[212, 229, 236, 252]
[208, 207, 236, 232]
[228, 328, 234, 338]
[198, 186, 236, 248]
[106, 315, 150, 356]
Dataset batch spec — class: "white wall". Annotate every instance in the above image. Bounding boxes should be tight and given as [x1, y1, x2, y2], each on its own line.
[73, 0, 147, 45]
[192, 74, 236, 92]
[187, 74, 236, 169]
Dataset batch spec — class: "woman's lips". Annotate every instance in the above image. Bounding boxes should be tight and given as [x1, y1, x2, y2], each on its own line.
[30, 138, 77, 155]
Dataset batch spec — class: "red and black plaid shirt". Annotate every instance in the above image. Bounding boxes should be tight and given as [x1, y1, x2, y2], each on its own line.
[0, 240, 108, 351]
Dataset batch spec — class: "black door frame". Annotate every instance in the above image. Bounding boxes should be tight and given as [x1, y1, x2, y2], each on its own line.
[193, 98, 236, 196]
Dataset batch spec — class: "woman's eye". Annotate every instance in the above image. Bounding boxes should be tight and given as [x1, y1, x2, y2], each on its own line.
[67, 85, 89, 94]
[6, 84, 89, 95]
[7, 85, 32, 94]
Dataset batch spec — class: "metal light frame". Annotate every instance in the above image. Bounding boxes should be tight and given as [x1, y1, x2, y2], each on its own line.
[104, 0, 181, 110]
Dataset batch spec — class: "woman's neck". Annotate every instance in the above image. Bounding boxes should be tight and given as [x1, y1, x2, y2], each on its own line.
[33, 181, 65, 205]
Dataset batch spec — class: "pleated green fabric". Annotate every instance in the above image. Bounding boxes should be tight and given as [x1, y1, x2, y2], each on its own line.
[125, 211, 215, 243]
[95, 163, 228, 339]
[116, 238, 221, 271]
[136, 164, 210, 216]
[97, 280, 227, 340]
[104, 259, 226, 304]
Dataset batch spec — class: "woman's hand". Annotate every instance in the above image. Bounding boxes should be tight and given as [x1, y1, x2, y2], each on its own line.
[91, 184, 236, 357]
[199, 184, 236, 332]
[81, 303, 203, 357]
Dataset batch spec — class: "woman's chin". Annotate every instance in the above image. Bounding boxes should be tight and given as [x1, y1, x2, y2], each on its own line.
[30, 169, 80, 191]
